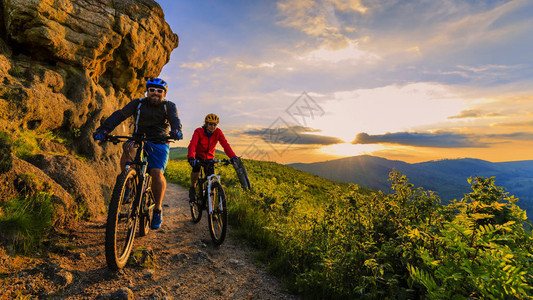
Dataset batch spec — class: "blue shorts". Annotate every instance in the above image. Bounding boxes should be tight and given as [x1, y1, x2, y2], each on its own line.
[144, 142, 170, 172]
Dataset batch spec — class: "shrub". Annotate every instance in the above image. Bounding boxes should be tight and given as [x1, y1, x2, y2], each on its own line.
[0, 193, 55, 254]
[407, 177, 533, 299]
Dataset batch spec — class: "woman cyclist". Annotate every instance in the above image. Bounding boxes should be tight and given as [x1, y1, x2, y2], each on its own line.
[187, 113, 237, 201]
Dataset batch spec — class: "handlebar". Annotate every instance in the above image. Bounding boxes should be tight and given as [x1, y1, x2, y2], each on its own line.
[105, 134, 176, 145]
[196, 158, 231, 166]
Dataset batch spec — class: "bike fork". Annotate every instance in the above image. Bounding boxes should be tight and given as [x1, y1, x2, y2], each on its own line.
[206, 174, 221, 215]
[130, 174, 146, 221]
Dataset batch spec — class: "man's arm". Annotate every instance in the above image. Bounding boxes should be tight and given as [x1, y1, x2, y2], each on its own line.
[100, 99, 140, 132]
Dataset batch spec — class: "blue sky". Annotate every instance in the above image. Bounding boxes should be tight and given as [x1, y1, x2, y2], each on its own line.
[156, 0, 533, 163]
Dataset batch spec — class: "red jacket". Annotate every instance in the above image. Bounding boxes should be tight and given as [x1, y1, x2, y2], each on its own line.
[187, 127, 236, 160]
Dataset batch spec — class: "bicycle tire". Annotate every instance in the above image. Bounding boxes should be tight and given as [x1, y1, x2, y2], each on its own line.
[241, 163, 251, 190]
[105, 168, 138, 270]
[190, 182, 203, 223]
[139, 189, 154, 237]
[208, 182, 227, 245]
[232, 158, 251, 190]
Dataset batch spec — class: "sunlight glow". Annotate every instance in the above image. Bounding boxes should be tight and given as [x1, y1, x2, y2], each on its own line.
[307, 83, 466, 139]
[319, 143, 385, 157]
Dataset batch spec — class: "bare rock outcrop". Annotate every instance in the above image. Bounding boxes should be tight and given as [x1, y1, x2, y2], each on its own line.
[0, 0, 179, 226]
[27, 153, 109, 219]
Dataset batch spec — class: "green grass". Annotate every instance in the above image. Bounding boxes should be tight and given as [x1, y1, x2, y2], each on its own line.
[0, 193, 55, 254]
[169, 146, 225, 161]
[8, 129, 67, 159]
[169, 147, 189, 161]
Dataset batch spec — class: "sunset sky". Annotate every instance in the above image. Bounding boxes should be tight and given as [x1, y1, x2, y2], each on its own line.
[156, 0, 533, 164]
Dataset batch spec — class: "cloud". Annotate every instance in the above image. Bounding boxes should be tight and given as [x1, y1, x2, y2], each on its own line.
[456, 64, 524, 73]
[297, 39, 380, 63]
[448, 109, 483, 119]
[329, 0, 367, 13]
[436, 64, 530, 83]
[276, 0, 368, 48]
[448, 109, 504, 119]
[352, 132, 488, 148]
[180, 57, 222, 70]
[243, 125, 343, 145]
[422, 0, 533, 57]
[487, 132, 533, 141]
[353, 0, 533, 80]
[236, 61, 276, 69]
[492, 120, 533, 127]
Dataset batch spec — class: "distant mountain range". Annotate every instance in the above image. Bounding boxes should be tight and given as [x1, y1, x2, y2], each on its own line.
[289, 155, 533, 216]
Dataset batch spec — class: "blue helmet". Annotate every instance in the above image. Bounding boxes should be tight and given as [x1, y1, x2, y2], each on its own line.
[146, 78, 168, 91]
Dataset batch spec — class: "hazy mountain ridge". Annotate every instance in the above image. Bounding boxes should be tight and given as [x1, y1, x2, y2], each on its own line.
[289, 155, 533, 216]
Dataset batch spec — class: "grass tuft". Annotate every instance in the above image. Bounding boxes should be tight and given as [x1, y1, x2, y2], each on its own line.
[0, 193, 55, 254]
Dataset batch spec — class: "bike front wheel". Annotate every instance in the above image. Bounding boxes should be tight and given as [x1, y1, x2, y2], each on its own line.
[105, 168, 138, 270]
[208, 182, 227, 245]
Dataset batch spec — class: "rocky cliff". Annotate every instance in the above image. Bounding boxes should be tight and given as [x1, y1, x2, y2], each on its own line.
[0, 0, 178, 227]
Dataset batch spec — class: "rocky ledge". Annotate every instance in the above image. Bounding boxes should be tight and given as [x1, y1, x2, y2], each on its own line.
[0, 0, 179, 226]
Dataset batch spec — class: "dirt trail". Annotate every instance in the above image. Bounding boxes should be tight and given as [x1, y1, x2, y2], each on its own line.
[1, 183, 297, 299]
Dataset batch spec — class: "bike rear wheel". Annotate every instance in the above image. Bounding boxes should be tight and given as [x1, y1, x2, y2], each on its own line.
[190, 182, 203, 223]
[105, 168, 138, 270]
[208, 182, 227, 245]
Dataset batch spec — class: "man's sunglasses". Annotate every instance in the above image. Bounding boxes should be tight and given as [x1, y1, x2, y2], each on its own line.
[148, 87, 165, 94]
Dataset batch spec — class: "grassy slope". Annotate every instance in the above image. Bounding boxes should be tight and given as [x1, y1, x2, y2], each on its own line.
[165, 157, 533, 299]
[169, 147, 225, 161]
[164, 157, 378, 297]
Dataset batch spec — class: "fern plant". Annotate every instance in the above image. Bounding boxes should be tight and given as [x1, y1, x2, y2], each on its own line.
[408, 177, 533, 299]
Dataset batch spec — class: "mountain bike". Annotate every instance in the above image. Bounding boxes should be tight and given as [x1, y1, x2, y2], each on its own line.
[190, 159, 229, 245]
[103, 134, 173, 270]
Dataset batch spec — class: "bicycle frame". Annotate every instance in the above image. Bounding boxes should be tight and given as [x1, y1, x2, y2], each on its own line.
[206, 173, 222, 215]
[108, 135, 166, 225]
[124, 140, 150, 222]
[131, 141, 151, 215]
[196, 159, 228, 214]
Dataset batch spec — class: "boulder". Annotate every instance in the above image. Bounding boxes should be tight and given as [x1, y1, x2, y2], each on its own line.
[0, 0, 179, 223]
[27, 153, 112, 218]
[0, 155, 76, 227]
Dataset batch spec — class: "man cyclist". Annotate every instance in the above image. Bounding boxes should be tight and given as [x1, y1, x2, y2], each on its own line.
[93, 78, 182, 229]
[187, 113, 238, 201]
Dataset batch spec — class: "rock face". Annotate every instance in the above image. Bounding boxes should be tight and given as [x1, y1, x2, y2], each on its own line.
[0, 0, 179, 226]
[0, 155, 76, 226]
